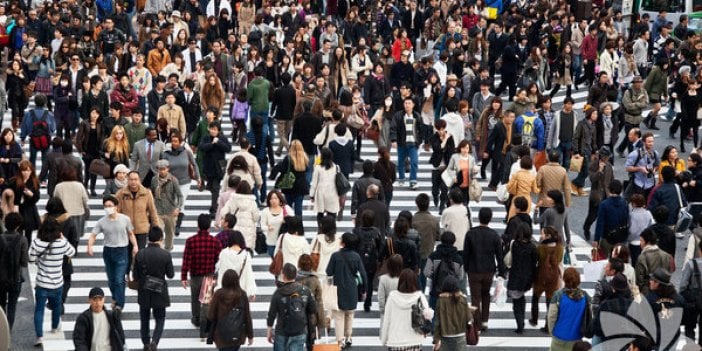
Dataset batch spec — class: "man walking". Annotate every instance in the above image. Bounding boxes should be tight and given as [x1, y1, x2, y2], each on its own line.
[20, 94, 56, 170]
[130, 127, 166, 188]
[150, 160, 183, 251]
[267, 263, 317, 351]
[116, 171, 160, 251]
[391, 96, 423, 190]
[72, 287, 127, 350]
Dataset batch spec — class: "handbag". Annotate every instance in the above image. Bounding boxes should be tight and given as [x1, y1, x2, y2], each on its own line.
[127, 262, 139, 290]
[269, 233, 286, 275]
[310, 239, 321, 271]
[441, 167, 455, 188]
[466, 321, 480, 346]
[675, 184, 693, 233]
[496, 183, 510, 203]
[322, 277, 339, 311]
[569, 155, 583, 173]
[411, 296, 433, 335]
[199, 274, 217, 304]
[140, 255, 167, 294]
[276, 157, 296, 190]
[534, 150, 547, 170]
[346, 112, 365, 129]
[365, 121, 380, 141]
[89, 159, 111, 178]
[591, 247, 606, 261]
[335, 165, 351, 195]
[469, 179, 482, 202]
[503, 240, 514, 268]
[696, 108, 702, 121]
[254, 228, 268, 254]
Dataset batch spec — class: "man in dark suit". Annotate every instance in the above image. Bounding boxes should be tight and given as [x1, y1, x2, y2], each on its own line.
[177, 79, 201, 141]
[63, 53, 88, 96]
[310, 39, 333, 76]
[355, 184, 390, 236]
[484, 110, 516, 189]
[282, 4, 305, 40]
[40, 138, 84, 196]
[271, 73, 297, 156]
[401, 0, 424, 43]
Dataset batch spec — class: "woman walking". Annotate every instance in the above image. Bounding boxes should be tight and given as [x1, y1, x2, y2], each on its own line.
[76, 107, 105, 196]
[311, 215, 342, 280]
[8, 160, 40, 244]
[102, 125, 130, 195]
[133, 227, 174, 351]
[215, 230, 256, 301]
[220, 182, 260, 250]
[530, 226, 564, 332]
[444, 140, 477, 205]
[373, 146, 396, 207]
[310, 147, 341, 222]
[270, 140, 310, 216]
[506, 222, 537, 334]
[161, 133, 200, 236]
[207, 270, 254, 350]
[260, 190, 294, 257]
[326, 232, 367, 349]
[535, 190, 571, 246]
[547, 267, 592, 351]
[380, 268, 432, 351]
[433, 276, 475, 350]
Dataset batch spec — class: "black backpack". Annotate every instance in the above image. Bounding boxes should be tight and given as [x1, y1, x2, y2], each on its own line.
[216, 298, 247, 343]
[281, 285, 308, 336]
[356, 227, 379, 266]
[29, 110, 50, 151]
[431, 255, 459, 296]
[0, 235, 22, 289]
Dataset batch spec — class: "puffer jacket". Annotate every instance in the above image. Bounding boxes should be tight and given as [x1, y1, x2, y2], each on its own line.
[216, 248, 256, 297]
[380, 291, 430, 347]
[220, 193, 260, 249]
[277, 233, 312, 268]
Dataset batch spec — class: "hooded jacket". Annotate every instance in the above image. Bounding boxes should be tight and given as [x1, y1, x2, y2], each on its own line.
[380, 291, 431, 347]
[266, 282, 316, 337]
[221, 193, 260, 249]
[424, 243, 463, 296]
[72, 307, 125, 351]
[216, 248, 256, 297]
[276, 233, 311, 269]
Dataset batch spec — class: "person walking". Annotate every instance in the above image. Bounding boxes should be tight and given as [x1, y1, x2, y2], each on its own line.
[380, 268, 432, 350]
[594, 180, 630, 257]
[424, 231, 464, 308]
[132, 227, 174, 351]
[506, 222, 537, 334]
[181, 214, 223, 329]
[215, 230, 257, 300]
[150, 160, 184, 251]
[679, 239, 702, 345]
[583, 147, 614, 240]
[87, 195, 138, 311]
[275, 216, 311, 276]
[72, 287, 127, 351]
[76, 107, 105, 197]
[130, 127, 166, 188]
[464, 207, 506, 331]
[296, 254, 324, 351]
[29, 217, 76, 346]
[429, 119, 455, 213]
[432, 275, 475, 350]
[8, 160, 41, 245]
[207, 270, 255, 350]
[161, 133, 200, 237]
[260, 190, 295, 257]
[547, 267, 593, 351]
[270, 140, 311, 216]
[311, 215, 342, 281]
[390, 96, 423, 190]
[326, 232, 367, 349]
[267, 263, 317, 351]
[0, 214, 28, 330]
[530, 226, 564, 332]
[115, 171, 160, 251]
[310, 147, 341, 222]
[199, 122, 232, 217]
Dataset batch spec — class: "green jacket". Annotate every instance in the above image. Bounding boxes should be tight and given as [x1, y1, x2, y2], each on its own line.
[123, 122, 147, 152]
[150, 174, 183, 215]
[433, 293, 473, 342]
[644, 66, 668, 101]
[247, 77, 271, 112]
[190, 119, 211, 176]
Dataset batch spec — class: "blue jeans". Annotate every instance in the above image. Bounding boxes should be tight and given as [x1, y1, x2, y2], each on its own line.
[572, 54, 583, 81]
[557, 142, 573, 169]
[267, 245, 276, 257]
[285, 194, 304, 217]
[103, 246, 128, 308]
[397, 145, 418, 182]
[34, 286, 62, 337]
[273, 333, 306, 351]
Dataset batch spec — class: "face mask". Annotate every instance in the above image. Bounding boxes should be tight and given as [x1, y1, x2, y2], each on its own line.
[385, 99, 392, 107]
[60, 81, 68, 87]
[105, 207, 116, 215]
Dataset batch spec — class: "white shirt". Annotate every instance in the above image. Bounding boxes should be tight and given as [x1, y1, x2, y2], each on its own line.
[91, 311, 111, 351]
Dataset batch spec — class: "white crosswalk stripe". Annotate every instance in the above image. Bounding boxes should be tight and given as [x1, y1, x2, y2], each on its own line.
[16, 84, 615, 351]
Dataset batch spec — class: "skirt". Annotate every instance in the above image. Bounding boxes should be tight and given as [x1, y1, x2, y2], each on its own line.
[35, 76, 53, 95]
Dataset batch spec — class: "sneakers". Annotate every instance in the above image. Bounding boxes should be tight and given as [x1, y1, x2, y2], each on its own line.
[34, 337, 43, 346]
[410, 182, 419, 190]
[51, 323, 62, 334]
[398, 180, 406, 186]
[676, 232, 685, 239]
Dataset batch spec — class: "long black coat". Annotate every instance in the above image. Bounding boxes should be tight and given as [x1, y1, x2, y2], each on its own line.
[326, 248, 368, 311]
[133, 243, 175, 309]
[199, 133, 232, 180]
[8, 177, 40, 232]
[506, 240, 537, 292]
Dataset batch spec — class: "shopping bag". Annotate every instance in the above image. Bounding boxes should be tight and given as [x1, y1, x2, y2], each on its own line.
[491, 277, 507, 307]
[198, 274, 217, 304]
[569, 155, 583, 173]
[496, 183, 510, 203]
[313, 317, 340, 351]
[322, 279, 338, 311]
[591, 248, 606, 261]
[441, 168, 454, 188]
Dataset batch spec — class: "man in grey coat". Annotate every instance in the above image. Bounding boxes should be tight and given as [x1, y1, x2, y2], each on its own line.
[150, 160, 183, 251]
[130, 127, 166, 188]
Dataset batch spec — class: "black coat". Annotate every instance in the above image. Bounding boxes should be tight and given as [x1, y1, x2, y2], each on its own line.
[364, 75, 392, 109]
[147, 90, 166, 125]
[81, 89, 110, 120]
[401, 9, 424, 40]
[269, 156, 310, 197]
[291, 112, 323, 155]
[199, 133, 232, 180]
[177, 90, 202, 135]
[72, 308, 125, 351]
[390, 61, 414, 89]
[485, 121, 508, 156]
[326, 248, 368, 310]
[329, 139, 354, 176]
[8, 178, 40, 232]
[356, 199, 390, 237]
[390, 110, 423, 147]
[382, 236, 420, 271]
[133, 243, 175, 309]
[271, 85, 297, 121]
[506, 240, 537, 292]
[429, 133, 455, 168]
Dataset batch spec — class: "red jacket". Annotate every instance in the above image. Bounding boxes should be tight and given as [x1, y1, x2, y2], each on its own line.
[581, 34, 598, 61]
[109, 86, 139, 117]
[391, 38, 413, 62]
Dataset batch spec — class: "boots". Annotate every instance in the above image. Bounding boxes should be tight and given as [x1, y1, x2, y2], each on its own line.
[175, 212, 184, 237]
[647, 112, 660, 130]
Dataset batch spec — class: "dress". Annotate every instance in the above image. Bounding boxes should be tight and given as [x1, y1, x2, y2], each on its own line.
[310, 164, 340, 214]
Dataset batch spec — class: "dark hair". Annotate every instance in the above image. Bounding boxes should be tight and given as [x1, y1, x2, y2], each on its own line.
[543, 226, 561, 244]
[227, 155, 249, 174]
[515, 221, 533, 242]
[479, 207, 492, 224]
[609, 179, 623, 194]
[227, 175, 241, 189]
[520, 156, 533, 169]
[361, 209, 375, 227]
[38, 217, 62, 242]
[661, 165, 675, 183]
[513, 196, 529, 212]
[319, 215, 336, 242]
[220, 269, 242, 293]
[449, 187, 464, 205]
[563, 266, 581, 289]
[341, 232, 359, 250]
[386, 254, 403, 278]
[612, 243, 631, 263]
[226, 230, 246, 249]
[236, 181, 252, 195]
[547, 190, 565, 214]
[266, 190, 286, 207]
[630, 193, 646, 208]
[148, 226, 164, 242]
[334, 123, 347, 136]
[282, 263, 297, 280]
[415, 193, 430, 212]
[45, 197, 67, 216]
[4, 213, 22, 231]
[197, 213, 211, 230]
[630, 336, 655, 351]
[102, 195, 119, 206]
[285, 216, 304, 236]
[440, 231, 456, 245]
[640, 227, 658, 245]
[397, 268, 419, 293]
[690, 153, 702, 165]
[298, 254, 313, 271]
[223, 213, 237, 229]
[397, 211, 413, 227]
[609, 257, 624, 274]
[319, 147, 333, 169]
[35, 94, 47, 108]
[393, 217, 409, 239]
[456, 139, 471, 154]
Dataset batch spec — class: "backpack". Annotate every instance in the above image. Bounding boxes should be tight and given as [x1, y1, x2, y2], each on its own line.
[29, 110, 50, 151]
[231, 100, 249, 122]
[521, 115, 537, 147]
[356, 227, 379, 266]
[216, 297, 246, 343]
[0, 235, 22, 289]
[281, 285, 308, 336]
[431, 255, 460, 296]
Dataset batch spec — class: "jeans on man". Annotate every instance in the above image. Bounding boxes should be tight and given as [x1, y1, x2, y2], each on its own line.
[0, 284, 21, 329]
[397, 145, 418, 183]
[558, 141, 573, 169]
[140, 306, 166, 346]
[29, 145, 47, 178]
[34, 286, 63, 337]
[103, 246, 129, 308]
[273, 333, 306, 351]
[572, 54, 583, 82]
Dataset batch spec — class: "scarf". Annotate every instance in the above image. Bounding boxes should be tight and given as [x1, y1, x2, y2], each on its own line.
[154, 174, 169, 198]
[114, 177, 127, 190]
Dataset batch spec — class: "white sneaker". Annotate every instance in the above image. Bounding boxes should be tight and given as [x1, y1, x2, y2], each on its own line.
[51, 322, 62, 333]
[676, 232, 685, 239]
[410, 183, 419, 190]
[34, 337, 43, 346]
[398, 180, 406, 186]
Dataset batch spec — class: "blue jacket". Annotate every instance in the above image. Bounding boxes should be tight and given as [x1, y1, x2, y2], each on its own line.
[20, 108, 56, 142]
[514, 111, 546, 151]
[595, 196, 628, 242]
[648, 182, 687, 226]
[551, 288, 591, 342]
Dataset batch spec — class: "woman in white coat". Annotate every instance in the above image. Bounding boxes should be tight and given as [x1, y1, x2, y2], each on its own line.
[311, 215, 342, 279]
[260, 190, 294, 257]
[380, 268, 433, 350]
[310, 147, 340, 222]
[215, 231, 256, 300]
[275, 216, 311, 269]
[220, 182, 260, 249]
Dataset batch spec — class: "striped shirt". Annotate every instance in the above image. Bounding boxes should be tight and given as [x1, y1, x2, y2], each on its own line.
[29, 238, 76, 289]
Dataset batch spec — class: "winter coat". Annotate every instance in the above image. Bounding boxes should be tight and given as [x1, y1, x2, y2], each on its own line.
[380, 291, 430, 347]
[220, 193, 260, 248]
[310, 164, 340, 214]
[133, 243, 174, 309]
[8, 177, 40, 232]
[433, 293, 473, 343]
[329, 137, 354, 176]
[216, 248, 256, 297]
[648, 181, 687, 226]
[276, 233, 311, 269]
[311, 234, 341, 277]
[208, 287, 253, 348]
[548, 288, 592, 343]
[270, 156, 310, 197]
[109, 86, 139, 117]
[72, 308, 125, 351]
[506, 240, 538, 292]
[199, 133, 232, 180]
[296, 271, 324, 337]
[534, 243, 564, 294]
[424, 243, 464, 296]
[595, 196, 629, 243]
[326, 248, 368, 311]
[622, 87, 649, 125]
[150, 174, 183, 215]
[266, 282, 317, 337]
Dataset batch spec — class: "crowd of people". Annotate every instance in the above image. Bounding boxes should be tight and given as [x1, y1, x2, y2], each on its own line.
[0, 0, 702, 350]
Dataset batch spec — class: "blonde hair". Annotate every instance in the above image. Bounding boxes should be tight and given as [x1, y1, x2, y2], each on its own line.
[106, 125, 130, 160]
[289, 140, 309, 172]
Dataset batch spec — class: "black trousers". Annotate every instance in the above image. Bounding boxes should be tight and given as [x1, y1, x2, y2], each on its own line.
[431, 169, 448, 213]
[488, 152, 505, 188]
[583, 196, 600, 234]
[616, 123, 639, 154]
[512, 295, 526, 331]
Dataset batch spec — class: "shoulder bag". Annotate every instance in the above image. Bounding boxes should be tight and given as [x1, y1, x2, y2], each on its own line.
[310, 239, 321, 271]
[140, 253, 167, 294]
[276, 157, 296, 190]
[89, 158, 111, 178]
[335, 165, 351, 195]
[376, 238, 395, 277]
[269, 234, 286, 275]
[675, 184, 692, 233]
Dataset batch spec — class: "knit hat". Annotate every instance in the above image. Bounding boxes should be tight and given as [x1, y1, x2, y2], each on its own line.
[113, 164, 129, 175]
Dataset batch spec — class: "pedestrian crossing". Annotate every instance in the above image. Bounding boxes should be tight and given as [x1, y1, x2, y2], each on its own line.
[15, 85, 674, 351]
